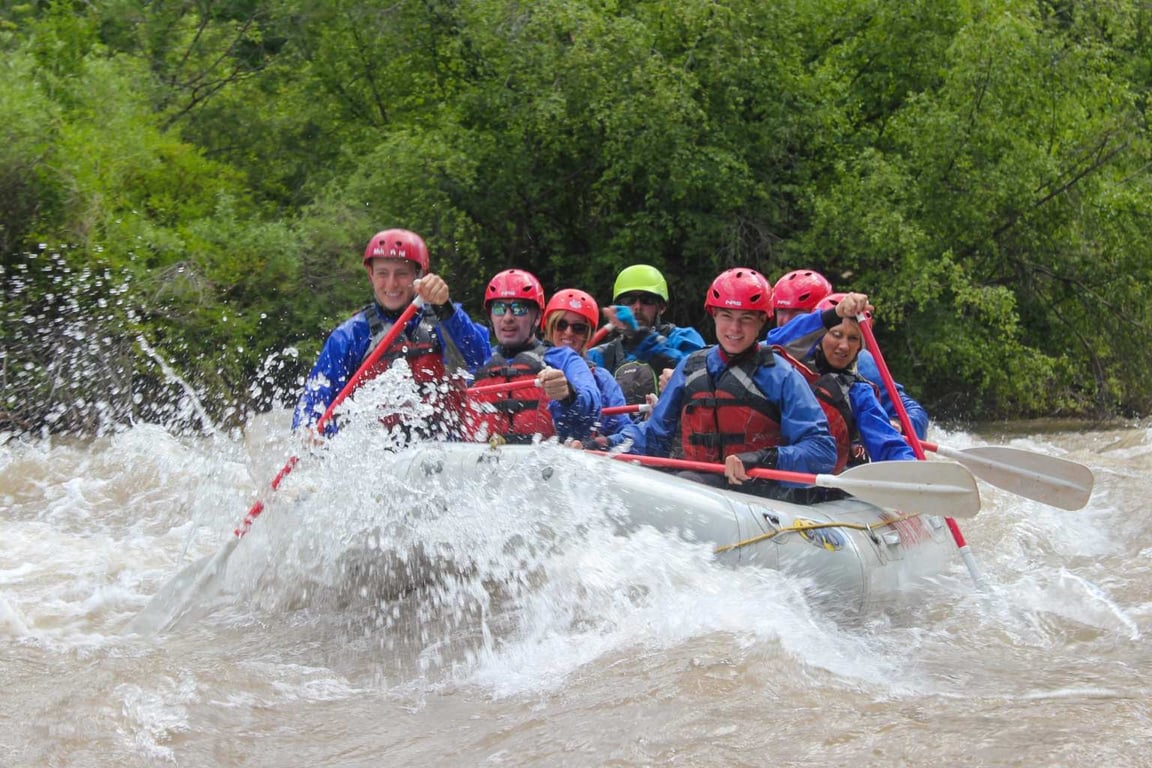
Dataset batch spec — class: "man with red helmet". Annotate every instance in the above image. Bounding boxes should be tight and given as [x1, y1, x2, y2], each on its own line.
[292, 228, 490, 435]
[467, 270, 602, 444]
[591, 268, 836, 499]
[772, 269, 834, 327]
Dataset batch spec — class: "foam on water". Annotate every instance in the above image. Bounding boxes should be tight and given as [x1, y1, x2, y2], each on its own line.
[4, 389, 1151, 767]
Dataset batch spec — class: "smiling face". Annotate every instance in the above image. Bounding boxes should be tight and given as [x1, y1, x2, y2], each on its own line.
[490, 300, 539, 347]
[547, 310, 592, 354]
[366, 258, 419, 312]
[712, 309, 768, 355]
[820, 318, 863, 370]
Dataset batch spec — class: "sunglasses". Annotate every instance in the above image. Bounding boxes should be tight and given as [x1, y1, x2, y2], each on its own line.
[554, 319, 590, 335]
[616, 293, 661, 307]
[490, 300, 533, 317]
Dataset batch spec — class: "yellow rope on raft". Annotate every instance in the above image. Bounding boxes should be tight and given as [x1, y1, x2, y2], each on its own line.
[713, 511, 924, 554]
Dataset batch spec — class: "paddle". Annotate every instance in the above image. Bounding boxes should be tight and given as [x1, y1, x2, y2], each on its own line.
[588, 324, 613, 348]
[131, 295, 426, 634]
[466, 378, 542, 397]
[921, 440, 1093, 511]
[857, 315, 985, 586]
[609, 454, 980, 518]
[601, 403, 651, 417]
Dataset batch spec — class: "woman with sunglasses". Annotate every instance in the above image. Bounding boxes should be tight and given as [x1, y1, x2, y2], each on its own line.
[543, 289, 633, 437]
[467, 270, 602, 444]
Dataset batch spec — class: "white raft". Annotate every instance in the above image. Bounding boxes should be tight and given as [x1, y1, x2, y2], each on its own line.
[383, 442, 967, 615]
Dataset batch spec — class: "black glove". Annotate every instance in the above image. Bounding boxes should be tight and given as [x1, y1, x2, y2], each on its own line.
[735, 447, 778, 470]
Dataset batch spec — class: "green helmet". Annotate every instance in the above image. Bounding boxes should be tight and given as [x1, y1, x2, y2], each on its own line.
[612, 264, 669, 303]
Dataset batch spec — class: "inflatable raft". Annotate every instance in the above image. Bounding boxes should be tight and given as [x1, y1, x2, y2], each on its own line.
[383, 442, 968, 615]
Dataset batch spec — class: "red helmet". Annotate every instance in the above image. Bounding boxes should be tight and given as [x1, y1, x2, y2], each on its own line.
[705, 268, 773, 315]
[816, 292, 872, 319]
[773, 269, 832, 311]
[363, 229, 430, 273]
[485, 269, 546, 324]
[544, 288, 599, 330]
[815, 292, 847, 312]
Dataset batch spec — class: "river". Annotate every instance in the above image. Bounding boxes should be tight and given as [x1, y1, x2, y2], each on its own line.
[1, 397, 1148, 766]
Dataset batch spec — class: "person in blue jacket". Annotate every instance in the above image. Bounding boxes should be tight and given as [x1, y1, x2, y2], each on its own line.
[466, 270, 602, 444]
[292, 228, 491, 437]
[543, 288, 633, 437]
[799, 313, 916, 468]
[587, 264, 705, 405]
[588, 268, 837, 501]
[767, 290, 930, 440]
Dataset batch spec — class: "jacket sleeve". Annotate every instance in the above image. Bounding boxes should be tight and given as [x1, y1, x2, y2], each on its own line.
[545, 345, 602, 440]
[849, 383, 917, 462]
[764, 311, 826, 361]
[291, 318, 367, 434]
[759, 359, 838, 475]
[435, 303, 492, 375]
[592, 366, 634, 436]
[625, 324, 706, 372]
[856, 351, 930, 439]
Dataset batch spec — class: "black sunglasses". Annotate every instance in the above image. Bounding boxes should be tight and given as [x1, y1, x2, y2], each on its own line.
[490, 300, 533, 317]
[554, 319, 590, 335]
[616, 292, 661, 307]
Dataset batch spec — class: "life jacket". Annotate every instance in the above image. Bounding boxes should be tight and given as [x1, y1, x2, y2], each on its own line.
[592, 322, 676, 405]
[467, 341, 554, 444]
[772, 346, 863, 473]
[359, 304, 467, 437]
[679, 347, 785, 462]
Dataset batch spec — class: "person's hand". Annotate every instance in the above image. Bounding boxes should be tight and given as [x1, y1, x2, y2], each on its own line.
[834, 292, 874, 319]
[537, 367, 571, 401]
[416, 273, 450, 305]
[658, 368, 673, 391]
[644, 392, 659, 409]
[724, 454, 750, 484]
[603, 305, 640, 331]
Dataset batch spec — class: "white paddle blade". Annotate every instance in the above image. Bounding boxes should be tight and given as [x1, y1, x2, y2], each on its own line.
[820, 460, 981, 518]
[128, 538, 237, 636]
[935, 444, 1094, 511]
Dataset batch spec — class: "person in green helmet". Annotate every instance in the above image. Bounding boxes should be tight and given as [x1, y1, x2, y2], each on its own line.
[586, 264, 706, 405]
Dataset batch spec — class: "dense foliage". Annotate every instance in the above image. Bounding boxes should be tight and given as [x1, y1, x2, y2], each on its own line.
[2, 0, 1150, 435]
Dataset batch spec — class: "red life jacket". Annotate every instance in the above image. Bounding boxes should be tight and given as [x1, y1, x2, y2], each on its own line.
[772, 346, 862, 473]
[467, 341, 554, 444]
[359, 305, 467, 436]
[679, 346, 785, 462]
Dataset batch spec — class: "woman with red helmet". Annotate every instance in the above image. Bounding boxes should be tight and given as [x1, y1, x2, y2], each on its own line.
[466, 270, 602, 444]
[770, 288, 930, 440]
[779, 300, 916, 472]
[292, 228, 490, 437]
[588, 268, 837, 501]
[543, 288, 632, 437]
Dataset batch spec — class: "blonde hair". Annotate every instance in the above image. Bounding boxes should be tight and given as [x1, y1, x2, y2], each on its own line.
[544, 311, 585, 354]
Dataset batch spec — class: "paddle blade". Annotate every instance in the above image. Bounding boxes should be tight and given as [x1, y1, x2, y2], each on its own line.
[823, 460, 981, 519]
[935, 444, 1094, 511]
[128, 538, 238, 636]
